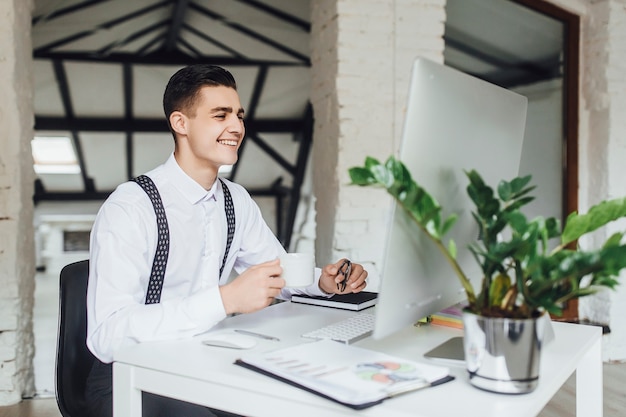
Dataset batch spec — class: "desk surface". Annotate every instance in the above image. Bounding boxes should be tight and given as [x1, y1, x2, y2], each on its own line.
[114, 301, 602, 417]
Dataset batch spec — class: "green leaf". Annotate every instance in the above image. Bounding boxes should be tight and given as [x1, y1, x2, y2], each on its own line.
[348, 167, 375, 185]
[510, 185, 536, 200]
[370, 164, 393, 188]
[603, 232, 625, 248]
[364, 156, 381, 169]
[544, 217, 561, 239]
[505, 211, 527, 233]
[562, 197, 626, 246]
[441, 214, 459, 236]
[489, 273, 511, 307]
[509, 175, 532, 196]
[448, 239, 457, 259]
[498, 180, 512, 201]
[402, 186, 425, 211]
[504, 196, 535, 212]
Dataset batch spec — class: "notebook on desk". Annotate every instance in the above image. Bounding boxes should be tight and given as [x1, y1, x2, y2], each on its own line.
[235, 339, 454, 409]
[291, 291, 378, 311]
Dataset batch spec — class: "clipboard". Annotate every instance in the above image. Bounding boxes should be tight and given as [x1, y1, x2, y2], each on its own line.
[235, 339, 455, 409]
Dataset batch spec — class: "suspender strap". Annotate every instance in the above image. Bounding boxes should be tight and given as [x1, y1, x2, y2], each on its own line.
[132, 176, 236, 304]
[132, 175, 170, 304]
[219, 178, 235, 279]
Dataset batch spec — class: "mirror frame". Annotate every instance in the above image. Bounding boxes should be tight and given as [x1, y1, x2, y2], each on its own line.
[514, 0, 580, 319]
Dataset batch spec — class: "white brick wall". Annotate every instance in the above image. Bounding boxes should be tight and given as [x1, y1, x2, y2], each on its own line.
[605, 0, 626, 362]
[311, 0, 446, 270]
[0, 0, 36, 405]
[576, 0, 626, 361]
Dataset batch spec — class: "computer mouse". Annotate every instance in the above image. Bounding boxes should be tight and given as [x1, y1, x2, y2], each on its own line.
[201, 332, 258, 349]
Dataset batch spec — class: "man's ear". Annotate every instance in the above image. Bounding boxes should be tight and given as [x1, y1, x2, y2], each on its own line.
[169, 111, 187, 136]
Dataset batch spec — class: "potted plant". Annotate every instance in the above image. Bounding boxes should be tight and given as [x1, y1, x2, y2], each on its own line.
[348, 155, 626, 393]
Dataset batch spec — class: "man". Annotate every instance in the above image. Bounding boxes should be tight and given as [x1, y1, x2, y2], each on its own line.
[85, 64, 368, 416]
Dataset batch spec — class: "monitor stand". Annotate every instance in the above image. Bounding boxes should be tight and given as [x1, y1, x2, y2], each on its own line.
[423, 336, 465, 365]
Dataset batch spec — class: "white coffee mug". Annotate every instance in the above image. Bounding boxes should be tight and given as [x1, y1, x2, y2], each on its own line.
[279, 253, 315, 287]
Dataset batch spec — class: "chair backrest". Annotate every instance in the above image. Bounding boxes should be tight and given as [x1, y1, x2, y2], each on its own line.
[56, 259, 96, 417]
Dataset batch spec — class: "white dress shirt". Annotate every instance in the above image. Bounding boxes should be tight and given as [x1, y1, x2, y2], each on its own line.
[87, 154, 326, 363]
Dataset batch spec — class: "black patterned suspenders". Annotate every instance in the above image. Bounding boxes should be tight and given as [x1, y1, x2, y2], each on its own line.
[219, 178, 235, 279]
[132, 175, 170, 304]
[132, 175, 235, 304]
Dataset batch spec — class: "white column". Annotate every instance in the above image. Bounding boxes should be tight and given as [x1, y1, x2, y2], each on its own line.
[0, 0, 36, 405]
[577, 0, 626, 361]
[310, 0, 446, 271]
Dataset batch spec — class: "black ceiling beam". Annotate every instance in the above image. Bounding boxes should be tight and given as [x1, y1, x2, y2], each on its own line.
[177, 37, 203, 59]
[445, 55, 561, 89]
[97, 20, 170, 57]
[33, 186, 287, 204]
[234, 0, 310, 32]
[444, 31, 557, 82]
[165, 0, 190, 51]
[34, 1, 171, 54]
[248, 134, 295, 175]
[446, 36, 542, 75]
[268, 177, 286, 240]
[283, 103, 314, 249]
[506, 75, 560, 88]
[182, 23, 244, 58]
[480, 53, 562, 88]
[52, 60, 94, 193]
[444, 27, 518, 69]
[33, 191, 114, 204]
[123, 63, 134, 180]
[35, 116, 304, 133]
[246, 66, 268, 120]
[33, 52, 307, 67]
[188, 2, 310, 64]
[229, 65, 268, 181]
[32, 0, 109, 26]
[136, 30, 167, 56]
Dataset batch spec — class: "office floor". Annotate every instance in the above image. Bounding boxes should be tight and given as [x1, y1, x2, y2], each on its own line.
[1, 271, 624, 417]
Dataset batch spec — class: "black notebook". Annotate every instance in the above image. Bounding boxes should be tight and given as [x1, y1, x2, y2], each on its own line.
[291, 291, 378, 311]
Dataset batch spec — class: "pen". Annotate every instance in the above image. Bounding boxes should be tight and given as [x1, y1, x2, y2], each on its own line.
[235, 329, 280, 341]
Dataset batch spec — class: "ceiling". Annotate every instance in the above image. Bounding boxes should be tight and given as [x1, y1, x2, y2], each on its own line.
[30, 0, 564, 246]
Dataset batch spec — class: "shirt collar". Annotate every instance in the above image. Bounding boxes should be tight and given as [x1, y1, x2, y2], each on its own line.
[164, 153, 219, 204]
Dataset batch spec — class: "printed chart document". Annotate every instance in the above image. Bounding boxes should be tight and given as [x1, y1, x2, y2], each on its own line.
[235, 339, 454, 409]
[291, 291, 378, 311]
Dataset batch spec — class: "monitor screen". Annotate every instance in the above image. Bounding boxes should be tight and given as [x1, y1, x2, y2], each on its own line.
[372, 57, 528, 339]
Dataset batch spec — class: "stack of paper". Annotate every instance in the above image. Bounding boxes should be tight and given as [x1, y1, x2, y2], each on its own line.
[429, 302, 466, 329]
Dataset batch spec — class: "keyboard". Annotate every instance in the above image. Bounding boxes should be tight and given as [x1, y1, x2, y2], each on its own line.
[301, 313, 375, 344]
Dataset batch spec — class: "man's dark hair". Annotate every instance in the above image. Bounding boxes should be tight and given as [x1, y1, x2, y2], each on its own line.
[163, 65, 237, 137]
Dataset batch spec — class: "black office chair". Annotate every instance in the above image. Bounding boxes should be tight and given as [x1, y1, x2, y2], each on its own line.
[55, 259, 96, 417]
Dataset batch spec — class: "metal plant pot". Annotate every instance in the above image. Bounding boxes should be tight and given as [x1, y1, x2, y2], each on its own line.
[462, 311, 547, 394]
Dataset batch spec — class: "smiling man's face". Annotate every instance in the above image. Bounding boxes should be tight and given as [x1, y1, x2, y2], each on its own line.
[179, 85, 245, 172]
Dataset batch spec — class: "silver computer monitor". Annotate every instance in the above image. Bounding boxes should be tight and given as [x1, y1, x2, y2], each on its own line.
[372, 57, 528, 340]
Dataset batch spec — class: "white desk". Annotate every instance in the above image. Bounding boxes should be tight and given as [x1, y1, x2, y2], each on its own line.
[113, 301, 602, 417]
